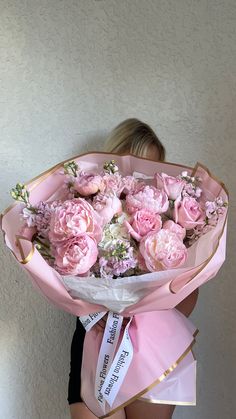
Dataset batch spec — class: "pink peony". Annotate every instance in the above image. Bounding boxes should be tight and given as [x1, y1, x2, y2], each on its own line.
[49, 198, 102, 243]
[53, 234, 98, 275]
[162, 220, 186, 241]
[174, 196, 205, 230]
[101, 173, 123, 196]
[126, 185, 169, 214]
[121, 176, 144, 195]
[140, 229, 187, 271]
[92, 193, 122, 225]
[124, 209, 162, 241]
[74, 171, 103, 196]
[155, 173, 185, 200]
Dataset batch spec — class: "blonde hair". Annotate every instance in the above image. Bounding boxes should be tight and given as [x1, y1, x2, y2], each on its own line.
[104, 118, 165, 161]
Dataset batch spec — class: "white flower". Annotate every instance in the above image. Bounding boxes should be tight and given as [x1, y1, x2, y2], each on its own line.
[98, 212, 130, 251]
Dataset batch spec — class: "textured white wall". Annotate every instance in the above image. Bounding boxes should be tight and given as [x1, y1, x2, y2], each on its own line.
[0, 1, 236, 418]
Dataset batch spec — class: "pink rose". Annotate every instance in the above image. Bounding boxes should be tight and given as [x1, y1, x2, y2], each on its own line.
[155, 173, 185, 200]
[140, 229, 187, 271]
[174, 196, 205, 230]
[92, 193, 122, 225]
[49, 198, 102, 243]
[124, 209, 162, 241]
[53, 234, 98, 275]
[74, 172, 103, 196]
[162, 220, 186, 241]
[126, 185, 169, 214]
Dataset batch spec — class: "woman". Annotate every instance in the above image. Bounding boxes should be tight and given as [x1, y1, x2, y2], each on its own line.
[68, 118, 199, 419]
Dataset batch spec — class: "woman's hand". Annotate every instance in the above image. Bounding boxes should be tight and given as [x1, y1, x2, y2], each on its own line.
[95, 314, 108, 332]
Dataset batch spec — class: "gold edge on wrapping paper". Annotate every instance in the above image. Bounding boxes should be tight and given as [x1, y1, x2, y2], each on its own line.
[1, 152, 195, 217]
[169, 210, 228, 294]
[0, 213, 22, 263]
[138, 398, 196, 406]
[1, 157, 229, 220]
[1, 154, 229, 273]
[138, 397, 196, 406]
[171, 161, 229, 294]
[192, 329, 199, 339]
[138, 348, 197, 406]
[97, 338, 197, 419]
[1, 155, 228, 218]
[15, 235, 35, 264]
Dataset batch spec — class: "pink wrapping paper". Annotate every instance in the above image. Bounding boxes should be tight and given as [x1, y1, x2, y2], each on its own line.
[82, 310, 197, 417]
[1, 153, 228, 417]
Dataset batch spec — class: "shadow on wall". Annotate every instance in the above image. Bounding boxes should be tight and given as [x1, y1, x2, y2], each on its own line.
[70, 130, 107, 157]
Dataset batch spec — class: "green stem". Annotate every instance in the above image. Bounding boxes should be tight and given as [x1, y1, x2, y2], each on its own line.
[35, 237, 50, 249]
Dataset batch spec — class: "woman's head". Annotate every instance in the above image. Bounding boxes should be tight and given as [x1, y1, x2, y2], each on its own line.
[104, 118, 165, 161]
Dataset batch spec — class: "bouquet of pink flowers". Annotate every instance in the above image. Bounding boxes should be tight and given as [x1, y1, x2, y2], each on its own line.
[1, 153, 228, 417]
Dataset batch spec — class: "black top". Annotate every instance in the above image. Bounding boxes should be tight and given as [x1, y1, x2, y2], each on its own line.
[67, 318, 86, 404]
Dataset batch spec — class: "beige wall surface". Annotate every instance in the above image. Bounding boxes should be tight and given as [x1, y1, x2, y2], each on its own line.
[0, 1, 235, 418]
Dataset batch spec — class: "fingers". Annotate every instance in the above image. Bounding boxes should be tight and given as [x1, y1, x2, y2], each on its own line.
[93, 314, 108, 332]
[95, 323, 104, 332]
[95, 319, 106, 332]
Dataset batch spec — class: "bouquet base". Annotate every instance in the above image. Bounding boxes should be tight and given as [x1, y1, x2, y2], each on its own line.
[81, 309, 198, 418]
